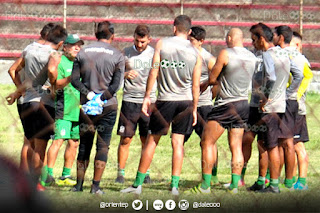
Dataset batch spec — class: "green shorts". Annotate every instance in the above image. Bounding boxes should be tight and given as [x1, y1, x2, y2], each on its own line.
[54, 119, 80, 140]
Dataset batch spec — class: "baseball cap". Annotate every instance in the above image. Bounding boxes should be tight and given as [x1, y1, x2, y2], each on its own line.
[64, 34, 84, 45]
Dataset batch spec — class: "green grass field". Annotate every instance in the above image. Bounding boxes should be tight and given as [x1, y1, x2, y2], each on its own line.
[0, 84, 320, 212]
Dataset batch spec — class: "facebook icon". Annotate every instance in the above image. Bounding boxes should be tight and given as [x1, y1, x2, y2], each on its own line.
[165, 200, 176, 210]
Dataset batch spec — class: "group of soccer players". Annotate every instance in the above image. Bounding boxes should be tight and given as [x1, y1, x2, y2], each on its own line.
[6, 14, 312, 195]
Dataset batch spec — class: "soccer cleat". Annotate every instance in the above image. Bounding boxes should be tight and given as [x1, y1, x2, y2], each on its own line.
[115, 175, 125, 184]
[90, 185, 105, 195]
[223, 179, 245, 188]
[258, 185, 280, 193]
[70, 186, 83, 192]
[37, 182, 46, 191]
[227, 187, 238, 194]
[185, 184, 211, 194]
[171, 187, 179, 196]
[41, 174, 55, 186]
[294, 181, 308, 190]
[144, 175, 152, 184]
[265, 179, 270, 187]
[120, 185, 142, 195]
[56, 176, 76, 186]
[248, 181, 265, 191]
[279, 184, 294, 191]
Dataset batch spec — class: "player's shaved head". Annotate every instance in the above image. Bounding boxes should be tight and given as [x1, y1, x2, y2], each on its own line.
[226, 28, 243, 47]
[227, 28, 243, 41]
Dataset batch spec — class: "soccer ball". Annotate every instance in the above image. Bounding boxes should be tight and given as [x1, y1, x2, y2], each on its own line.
[161, 59, 170, 69]
[178, 61, 186, 69]
[171, 61, 178, 69]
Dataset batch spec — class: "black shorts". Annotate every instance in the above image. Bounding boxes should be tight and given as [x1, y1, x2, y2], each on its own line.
[260, 113, 283, 149]
[207, 100, 249, 129]
[17, 104, 26, 134]
[117, 101, 150, 137]
[22, 102, 55, 140]
[149, 101, 193, 135]
[279, 100, 299, 139]
[294, 114, 309, 143]
[184, 105, 213, 142]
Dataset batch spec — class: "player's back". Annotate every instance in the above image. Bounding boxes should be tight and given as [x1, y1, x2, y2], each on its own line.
[23, 42, 55, 106]
[77, 41, 125, 106]
[157, 36, 198, 101]
[264, 46, 290, 113]
[214, 47, 257, 107]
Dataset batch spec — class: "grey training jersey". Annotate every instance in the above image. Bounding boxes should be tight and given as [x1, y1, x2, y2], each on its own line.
[157, 36, 198, 101]
[250, 51, 276, 107]
[198, 48, 214, 107]
[74, 41, 125, 106]
[263, 46, 290, 113]
[123, 45, 157, 103]
[214, 47, 257, 107]
[23, 42, 55, 107]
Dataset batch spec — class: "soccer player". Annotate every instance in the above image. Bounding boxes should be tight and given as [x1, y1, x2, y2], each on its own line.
[71, 21, 125, 194]
[42, 34, 84, 187]
[187, 26, 218, 185]
[290, 32, 312, 190]
[8, 24, 67, 190]
[273, 25, 303, 190]
[115, 25, 155, 184]
[6, 23, 56, 173]
[245, 23, 276, 191]
[187, 28, 257, 194]
[121, 15, 202, 195]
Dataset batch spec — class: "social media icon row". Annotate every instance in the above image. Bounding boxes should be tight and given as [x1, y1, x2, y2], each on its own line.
[132, 199, 189, 211]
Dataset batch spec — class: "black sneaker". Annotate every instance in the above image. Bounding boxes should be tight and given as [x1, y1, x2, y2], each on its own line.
[115, 175, 125, 184]
[41, 174, 55, 186]
[144, 175, 152, 184]
[90, 185, 105, 195]
[258, 185, 280, 193]
[248, 181, 265, 191]
[70, 186, 83, 192]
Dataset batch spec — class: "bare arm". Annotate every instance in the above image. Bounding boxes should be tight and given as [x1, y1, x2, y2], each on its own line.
[8, 57, 25, 89]
[192, 54, 202, 126]
[48, 52, 62, 85]
[200, 56, 216, 93]
[209, 49, 228, 98]
[142, 40, 162, 116]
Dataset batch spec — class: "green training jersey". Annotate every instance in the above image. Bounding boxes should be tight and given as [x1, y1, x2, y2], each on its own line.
[55, 55, 80, 121]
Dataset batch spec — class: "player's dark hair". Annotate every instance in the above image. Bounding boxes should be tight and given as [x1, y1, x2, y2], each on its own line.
[95, 21, 114, 40]
[40, 23, 56, 40]
[275, 25, 293, 44]
[293, 31, 303, 41]
[190, 26, 206, 41]
[134, 25, 150, 37]
[46, 25, 68, 45]
[174, 15, 191, 33]
[250, 22, 273, 43]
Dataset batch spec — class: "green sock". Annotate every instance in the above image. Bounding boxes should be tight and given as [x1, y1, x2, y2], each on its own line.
[298, 177, 306, 185]
[284, 178, 293, 188]
[266, 169, 270, 181]
[47, 167, 53, 176]
[270, 178, 279, 188]
[170, 175, 180, 188]
[133, 171, 146, 187]
[201, 173, 211, 189]
[230, 173, 241, 189]
[146, 169, 150, 176]
[40, 165, 48, 182]
[257, 176, 265, 185]
[241, 167, 247, 179]
[62, 167, 71, 177]
[118, 168, 125, 177]
[292, 176, 296, 183]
